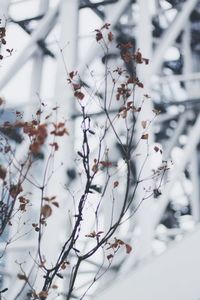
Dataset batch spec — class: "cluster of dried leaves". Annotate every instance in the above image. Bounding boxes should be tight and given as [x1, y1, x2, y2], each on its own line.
[0, 25, 14, 60]
[0, 104, 69, 238]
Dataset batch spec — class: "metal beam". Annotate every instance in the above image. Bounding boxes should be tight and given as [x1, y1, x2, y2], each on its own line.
[0, 0, 10, 27]
[163, 112, 188, 160]
[190, 149, 200, 222]
[151, 0, 198, 74]
[39, 0, 79, 277]
[153, 112, 200, 228]
[131, 0, 154, 262]
[0, 3, 59, 90]
[157, 72, 200, 84]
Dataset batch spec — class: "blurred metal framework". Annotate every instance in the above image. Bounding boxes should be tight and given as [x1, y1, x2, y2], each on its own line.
[0, 0, 200, 299]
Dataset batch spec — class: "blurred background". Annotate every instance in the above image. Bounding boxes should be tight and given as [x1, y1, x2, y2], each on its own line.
[0, 0, 200, 299]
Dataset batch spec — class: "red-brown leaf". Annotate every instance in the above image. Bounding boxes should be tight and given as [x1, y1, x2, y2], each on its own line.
[41, 205, 52, 218]
[107, 254, 113, 261]
[0, 165, 6, 180]
[113, 181, 119, 188]
[74, 91, 85, 100]
[96, 31, 103, 42]
[108, 31, 114, 42]
[125, 243, 132, 254]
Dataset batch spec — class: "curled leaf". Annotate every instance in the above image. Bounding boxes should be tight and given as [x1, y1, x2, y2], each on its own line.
[101, 23, 110, 30]
[52, 201, 59, 208]
[50, 142, 59, 151]
[108, 31, 114, 42]
[69, 71, 77, 79]
[113, 181, 119, 188]
[107, 254, 114, 261]
[125, 243, 132, 254]
[141, 133, 148, 140]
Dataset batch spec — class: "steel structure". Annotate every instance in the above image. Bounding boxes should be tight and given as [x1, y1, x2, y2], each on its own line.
[0, 0, 200, 299]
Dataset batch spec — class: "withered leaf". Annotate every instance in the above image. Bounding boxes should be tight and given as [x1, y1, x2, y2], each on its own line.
[125, 243, 132, 254]
[101, 23, 110, 30]
[95, 31, 103, 42]
[100, 161, 112, 167]
[153, 188, 162, 198]
[141, 121, 147, 129]
[144, 94, 151, 98]
[49, 142, 59, 151]
[152, 109, 161, 115]
[52, 284, 58, 289]
[52, 201, 59, 208]
[17, 273, 28, 281]
[141, 133, 148, 140]
[69, 71, 77, 79]
[143, 58, 149, 65]
[61, 261, 69, 270]
[92, 163, 98, 173]
[134, 50, 143, 64]
[41, 204, 52, 218]
[72, 83, 81, 91]
[10, 184, 23, 198]
[74, 91, 85, 100]
[154, 146, 159, 152]
[0, 165, 6, 180]
[107, 254, 113, 261]
[0, 97, 4, 106]
[38, 290, 48, 299]
[108, 31, 114, 42]
[113, 181, 119, 188]
[0, 27, 6, 38]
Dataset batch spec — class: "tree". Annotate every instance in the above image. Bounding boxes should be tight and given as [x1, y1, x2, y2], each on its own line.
[0, 23, 167, 300]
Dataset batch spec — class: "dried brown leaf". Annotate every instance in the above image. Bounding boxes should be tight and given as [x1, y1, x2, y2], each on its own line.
[125, 243, 132, 254]
[108, 31, 114, 42]
[38, 290, 48, 299]
[17, 273, 28, 281]
[154, 146, 159, 152]
[107, 254, 113, 261]
[141, 133, 148, 140]
[113, 181, 119, 188]
[0, 165, 6, 180]
[52, 201, 59, 208]
[41, 205, 52, 219]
